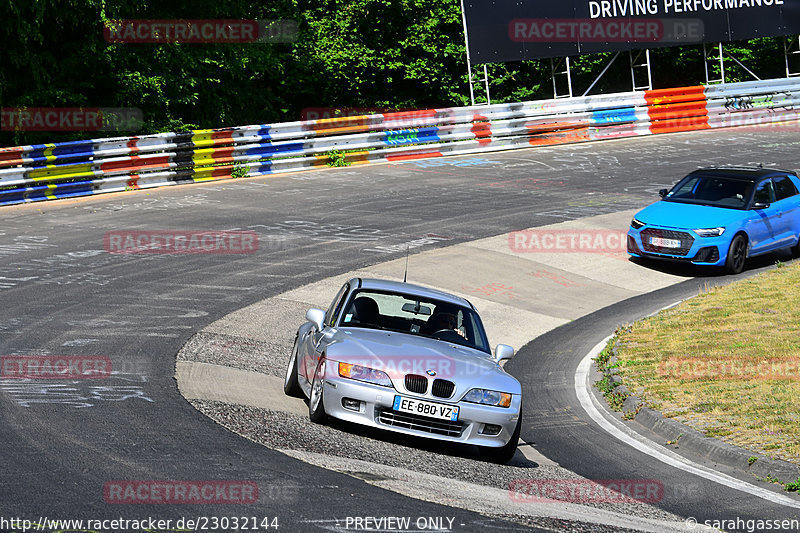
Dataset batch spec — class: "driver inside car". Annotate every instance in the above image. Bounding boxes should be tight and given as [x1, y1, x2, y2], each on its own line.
[421, 306, 460, 336]
[429, 312, 457, 331]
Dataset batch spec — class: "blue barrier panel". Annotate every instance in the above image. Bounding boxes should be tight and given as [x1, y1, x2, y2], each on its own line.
[591, 108, 638, 125]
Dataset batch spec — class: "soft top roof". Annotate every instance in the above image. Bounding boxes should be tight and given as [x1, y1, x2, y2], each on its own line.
[351, 278, 475, 310]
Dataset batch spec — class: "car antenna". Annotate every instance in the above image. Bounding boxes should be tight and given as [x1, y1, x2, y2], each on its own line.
[403, 245, 410, 283]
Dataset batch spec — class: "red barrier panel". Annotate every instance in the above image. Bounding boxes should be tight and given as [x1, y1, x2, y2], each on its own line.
[646, 86, 708, 134]
[0, 147, 25, 167]
[644, 86, 706, 106]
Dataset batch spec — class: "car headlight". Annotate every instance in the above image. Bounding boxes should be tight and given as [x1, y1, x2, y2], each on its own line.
[630, 218, 645, 230]
[338, 362, 393, 387]
[463, 388, 512, 408]
[693, 227, 726, 237]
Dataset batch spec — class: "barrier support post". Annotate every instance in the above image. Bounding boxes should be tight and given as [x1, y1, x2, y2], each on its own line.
[723, 51, 761, 81]
[482, 64, 491, 105]
[630, 49, 653, 91]
[551, 57, 574, 99]
[704, 42, 725, 84]
[459, 0, 476, 105]
[583, 51, 622, 96]
[785, 36, 800, 78]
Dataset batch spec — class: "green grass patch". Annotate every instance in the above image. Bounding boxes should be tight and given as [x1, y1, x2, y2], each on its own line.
[326, 149, 351, 167]
[611, 261, 800, 466]
[595, 374, 628, 412]
[230, 162, 250, 179]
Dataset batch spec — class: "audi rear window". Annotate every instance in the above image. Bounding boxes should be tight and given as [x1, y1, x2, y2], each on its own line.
[773, 176, 799, 201]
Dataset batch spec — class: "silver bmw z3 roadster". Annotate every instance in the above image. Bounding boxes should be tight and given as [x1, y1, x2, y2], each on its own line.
[284, 277, 522, 463]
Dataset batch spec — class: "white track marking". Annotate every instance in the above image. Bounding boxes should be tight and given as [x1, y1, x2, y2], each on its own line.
[576, 336, 800, 509]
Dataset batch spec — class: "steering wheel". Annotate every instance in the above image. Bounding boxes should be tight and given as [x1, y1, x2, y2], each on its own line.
[431, 329, 464, 343]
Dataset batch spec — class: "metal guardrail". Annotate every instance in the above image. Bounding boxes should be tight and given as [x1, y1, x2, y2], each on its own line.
[2, 77, 799, 206]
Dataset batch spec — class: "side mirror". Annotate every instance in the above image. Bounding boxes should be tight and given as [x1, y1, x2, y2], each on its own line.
[659, 189, 668, 198]
[494, 344, 515, 363]
[752, 202, 770, 210]
[306, 308, 326, 331]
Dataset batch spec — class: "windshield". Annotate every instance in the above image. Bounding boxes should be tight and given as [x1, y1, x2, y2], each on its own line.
[338, 289, 490, 354]
[664, 174, 753, 210]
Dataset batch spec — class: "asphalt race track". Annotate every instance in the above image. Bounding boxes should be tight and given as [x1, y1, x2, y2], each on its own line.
[510, 278, 800, 528]
[2, 125, 800, 532]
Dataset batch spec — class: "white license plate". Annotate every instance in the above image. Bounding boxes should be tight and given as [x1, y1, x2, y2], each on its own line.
[649, 236, 681, 248]
[393, 395, 459, 421]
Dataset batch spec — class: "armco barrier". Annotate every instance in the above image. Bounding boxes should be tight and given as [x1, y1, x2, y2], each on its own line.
[2, 77, 800, 206]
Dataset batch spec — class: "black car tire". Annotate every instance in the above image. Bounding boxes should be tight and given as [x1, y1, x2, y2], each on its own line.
[283, 335, 303, 397]
[792, 236, 800, 258]
[308, 358, 328, 424]
[725, 234, 747, 275]
[484, 413, 521, 465]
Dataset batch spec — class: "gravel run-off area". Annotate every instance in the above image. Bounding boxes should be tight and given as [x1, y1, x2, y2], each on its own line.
[179, 327, 686, 532]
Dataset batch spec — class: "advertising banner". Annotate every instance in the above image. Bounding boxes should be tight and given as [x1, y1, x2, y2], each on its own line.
[463, 0, 800, 63]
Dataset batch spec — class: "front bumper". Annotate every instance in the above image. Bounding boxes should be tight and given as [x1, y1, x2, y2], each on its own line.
[627, 226, 727, 266]
[320, 373, 521, 448]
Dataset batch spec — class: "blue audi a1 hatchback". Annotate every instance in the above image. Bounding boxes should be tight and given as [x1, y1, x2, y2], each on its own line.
[627, 166, 800, 274]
